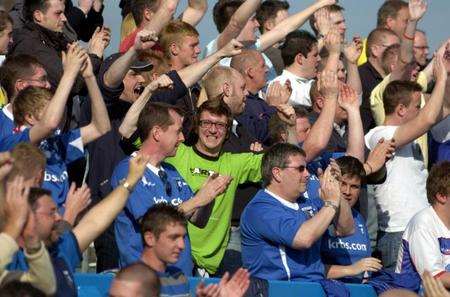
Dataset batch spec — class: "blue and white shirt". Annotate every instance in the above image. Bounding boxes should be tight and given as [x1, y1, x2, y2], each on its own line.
[112, 157, 194, 276]
[0, 104, 15, 139]
[396, 206, 450, 279]
[241, 189, 325, 281]
[321, 209, 371, 283]
[7, 231, 82, 297]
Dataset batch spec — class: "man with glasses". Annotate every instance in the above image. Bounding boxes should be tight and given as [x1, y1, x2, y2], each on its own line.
[111, 102, 233, 276]
[240, 143, 350, 293]
[413, 30, 429, 68]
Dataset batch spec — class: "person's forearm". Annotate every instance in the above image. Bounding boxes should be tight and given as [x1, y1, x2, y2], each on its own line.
[293, 206, 336, 249]
[303, 99, 337, 162]
[181, 0, 207, 27]
[346, 63, 362, 95]
[217, 0, 262, 49]
[259, 0, 328, 51]
[22, 242, 57, 295]
[436, 272, 450, 289]
[0, 233, 19, 270]
[178, 49, 226, 87]
[143, 0, 179, 33]
[85, 75, 111, 138]
[334, 199, 355, 236]
[324, 52, 340, 73]
[400, 20, 417, 65]
[187, 200, 214, 228]
[345, 109, 365, 162]
[325, 265, 355, 279]
[119, 86, 154, 138]
[104, 48, 138, 88]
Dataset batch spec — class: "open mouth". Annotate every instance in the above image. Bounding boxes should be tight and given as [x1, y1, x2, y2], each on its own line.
[134, 84, 145, 95]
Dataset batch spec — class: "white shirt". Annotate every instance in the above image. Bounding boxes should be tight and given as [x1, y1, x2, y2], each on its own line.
[268, 70, 314, 107]
[203, 37, 277, 84]
[396, 206, 450, 277]
[365, 125, 429, 232]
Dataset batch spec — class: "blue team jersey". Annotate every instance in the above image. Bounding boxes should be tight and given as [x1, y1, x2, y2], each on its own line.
[7, 231, 82, 297]
[0, 106, 15, 139]
[241, 189, 325, 281]
[321, 209, 371, 283]
[0, 128, 85, 209]
[112, 157, 194, 276]
[157, 266, 190, 297]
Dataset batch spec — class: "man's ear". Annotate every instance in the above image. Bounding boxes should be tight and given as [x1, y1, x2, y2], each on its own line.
[143, 231, 156, 248]
[151, 126, 162, 142]
[295, 53, 305, 66]
[435, 193, 449, 204]
[370, 45, 382, 59]
[246, 66, 255, 79]
[15, 79, 27, 93]
[271, 167, 283, 183]
[143, 8, 153, 23]
[169, 42, 179, 57]
[223, 82, 232, 97]
[396, 104, 407, 117]
[385, 16, 395, 31]
[264, 19, 275, 32]
[33, 10, 44, 24]
[24, 113, 38, 126]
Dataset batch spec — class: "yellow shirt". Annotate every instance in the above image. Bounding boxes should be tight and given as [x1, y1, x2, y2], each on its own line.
[357, 38, 368, 66]
[370, 72, 429, 166]
[0, 86, 7, 108]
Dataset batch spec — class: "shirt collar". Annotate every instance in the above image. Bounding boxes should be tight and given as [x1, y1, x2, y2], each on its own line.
[231, 119, 239, 137]
[281, 69, 311, 84]
[131, 151, 162, 175]
[2, 103, 13, 120]
[265, 189, 299, 210]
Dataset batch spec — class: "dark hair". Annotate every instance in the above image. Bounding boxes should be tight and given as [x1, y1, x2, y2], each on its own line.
[141, 203, 186, 240]
[0, 55, 44, 100]
[137, 102, 183, 141]
[0, 281, 46, 297]
[114, 262, 160, 297]
[377, 0, 408, 28]
[8, 143, 46, 182]
[381, 43, 400, 74]
[280, 30, 317, 66]
[213, 0, 243, 33]
[131, 0, 159, 26]
[23, 0, 52, 22]
[195, 99, 233, 133]
[309, 4, 344, 36]
[0, 11, 13, 33]
[366, 28, 398, 58]
[261, 143, 305, 187]
[336, 156, 366, 180]
[383, 80, 422, 115]
[255, 0, 290, 34]
[28, 187, 52, 210]
[267, 113, 288, 146]
[426, 161, 450, 205]
[294, 105, 312, 118]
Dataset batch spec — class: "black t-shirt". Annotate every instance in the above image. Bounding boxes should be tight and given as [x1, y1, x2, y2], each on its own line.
[358, 61, 383, 134]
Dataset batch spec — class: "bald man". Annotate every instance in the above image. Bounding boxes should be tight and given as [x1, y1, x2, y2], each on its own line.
[109, 262, 160, 297]
[413, 30, 429, 68]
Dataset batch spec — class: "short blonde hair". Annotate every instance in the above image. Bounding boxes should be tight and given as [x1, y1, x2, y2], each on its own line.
[159, 20, 199, 59]
[13, 87, 52, 126]
[202, 66, 236, 99]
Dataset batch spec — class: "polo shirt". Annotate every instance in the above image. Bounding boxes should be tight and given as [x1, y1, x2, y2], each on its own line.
[112, 157, 194, 276]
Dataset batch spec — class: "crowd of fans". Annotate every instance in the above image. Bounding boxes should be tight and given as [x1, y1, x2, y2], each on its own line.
[0, 0, 449, 296]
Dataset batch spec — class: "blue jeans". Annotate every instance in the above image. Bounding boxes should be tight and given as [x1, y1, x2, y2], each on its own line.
[376, 231, 404, 270]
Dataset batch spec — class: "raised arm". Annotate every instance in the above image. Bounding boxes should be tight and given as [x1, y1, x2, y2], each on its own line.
[258, 0, 335, 51]
[29, 44, 86, 145]
[103, 30, 158, 88]
[73, 154, 149, 252]
[394, 54, 448, 148]
[339, 84, 365, 162]
[216, 0, 262, 49]
[80, 57, 111, 145]
[303, 70, 338, 162]
[143, 0, 179, 34]
[179, 39, 243, 87]
[119, 75, 174, 139]
[180, 0, 208, 27]
[343, 37, 363, 95]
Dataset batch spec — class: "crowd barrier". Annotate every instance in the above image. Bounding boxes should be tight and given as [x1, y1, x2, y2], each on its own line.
[74, 273, 378, 296]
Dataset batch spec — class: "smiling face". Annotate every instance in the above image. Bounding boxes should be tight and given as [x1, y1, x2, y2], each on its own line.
[196, 111, 229, 155]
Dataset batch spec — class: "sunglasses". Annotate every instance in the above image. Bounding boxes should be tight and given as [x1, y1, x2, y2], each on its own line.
[282, 165, 307, 173]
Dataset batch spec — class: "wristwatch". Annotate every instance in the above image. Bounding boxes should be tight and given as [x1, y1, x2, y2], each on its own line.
[121, 180, 134, 192]
[324, 200, 339, 213]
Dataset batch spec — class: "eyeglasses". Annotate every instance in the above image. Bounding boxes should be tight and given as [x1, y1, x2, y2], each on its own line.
[282, 165, 307, 173]
[413, 46, 429, 51]
[35, 209, 59, 218]
[199, 120, 228, 131]
[158, 170, 172, 196]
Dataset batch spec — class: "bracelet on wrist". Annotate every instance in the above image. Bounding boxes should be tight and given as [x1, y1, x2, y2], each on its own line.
[324, 200, 339, 213]
[403, 32, 415, 41]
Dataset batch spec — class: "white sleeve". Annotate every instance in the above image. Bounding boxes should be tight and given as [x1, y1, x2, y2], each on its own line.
[202, 38, 218, 59]
[408, 228, 446, 277]
[365, 126, 397, 150]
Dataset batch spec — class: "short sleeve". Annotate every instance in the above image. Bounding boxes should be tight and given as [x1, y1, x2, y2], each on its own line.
[365, 126, 397, 150]
[57, 231, 82, 273]
[0, 129, 30, 151]
[407, 228, 446, 277]
[202, 38, 218, 59]
[59, 129, 84, 164]
[247, 204, 307, 248]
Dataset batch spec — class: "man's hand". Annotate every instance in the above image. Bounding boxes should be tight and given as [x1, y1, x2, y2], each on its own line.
[78, 0, 93, 15]
[3, 176, 30, 240]
[147, 74, 174, 92]
[318, 160, 341, 205]
[249, 142, 263, 153]
[195, 173, 233, 207]
[276, 104, 296, 127]
[318, 70, 339, 100]
[349, 258, 383, 275]
[63, 183, 92, 226]
[88, 26, 111, 58]
[266, 80, 292, 107]
[0, 151, 13, 181]
[126, 153, 151, 187]
[218, 268, 250, 297]
[343, 36, 363, 65]
[314, 8, 331, 37]
[423, 270, 450, 297]
[22, 211, 42, 253]
[408, 0, 427, 22]
[62, 43, 88, 76]
[133, 30, 158, 52]
[365, 138, 395, 174]
[337, 84, 359, 111]
[324, 28, 342, 55]
[218, 39, 244, 58]
[80, 54, 95, 79]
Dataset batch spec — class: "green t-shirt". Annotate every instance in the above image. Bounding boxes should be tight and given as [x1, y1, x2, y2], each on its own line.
[166, 143, 262, 274]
